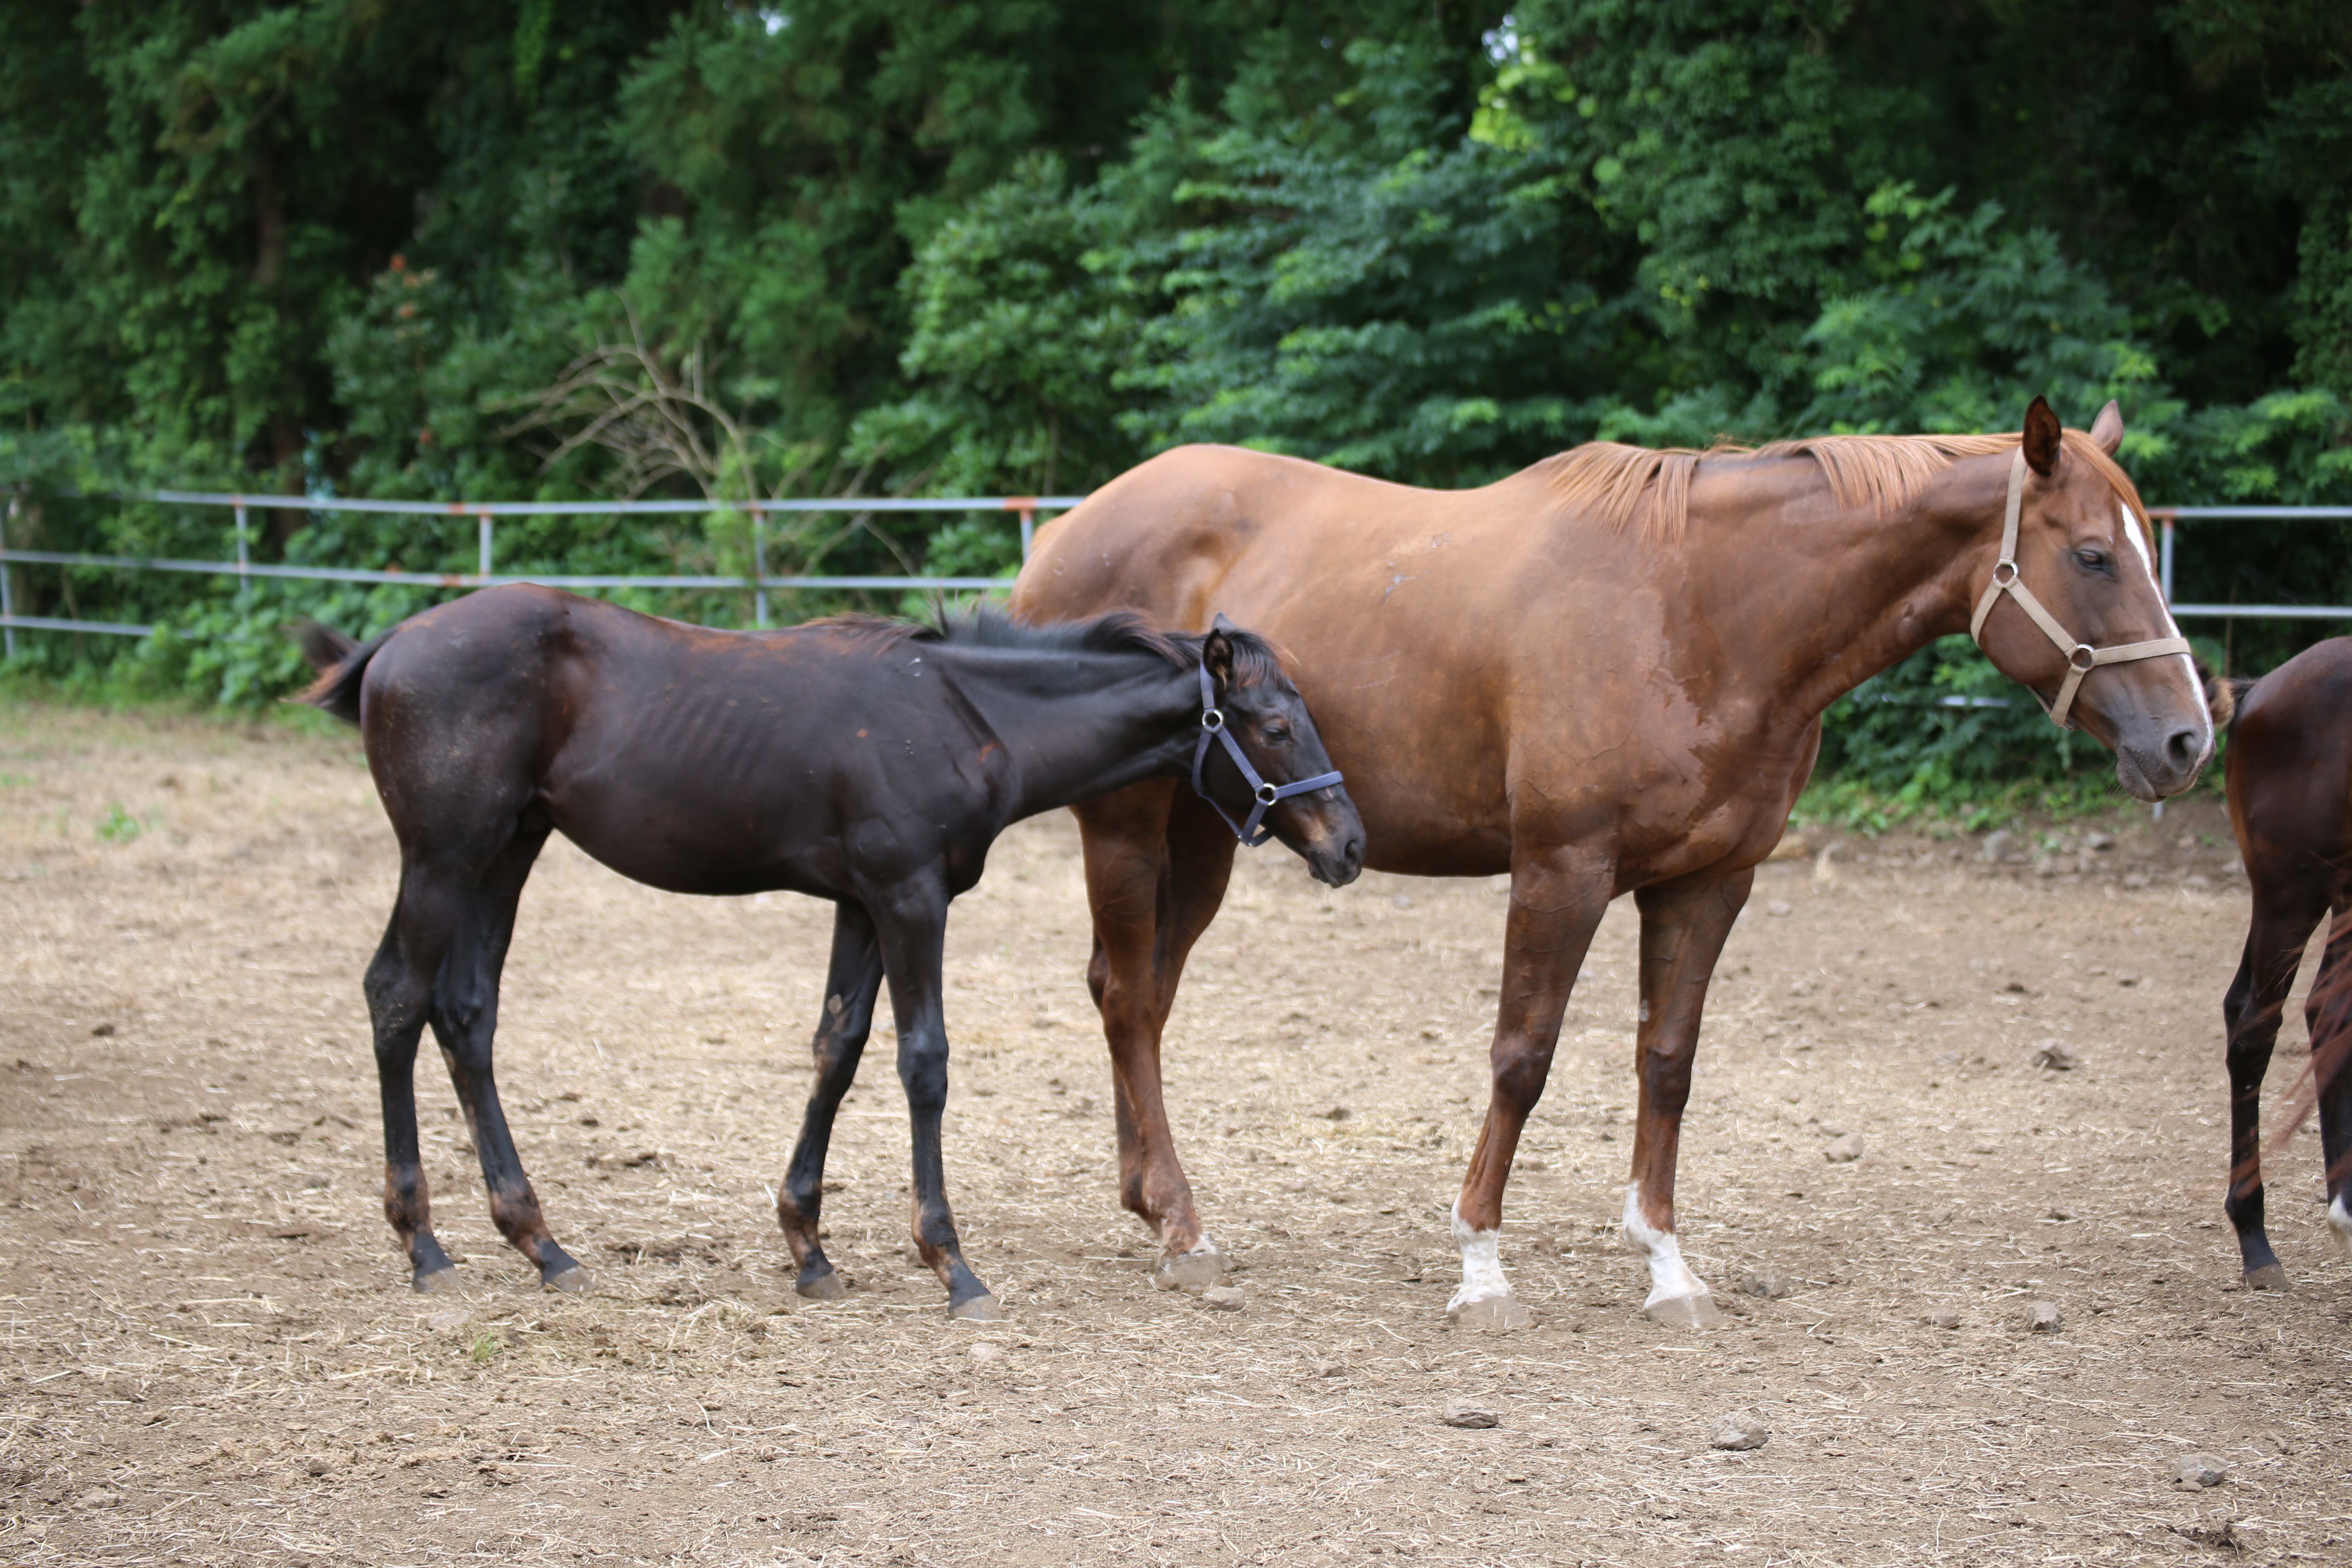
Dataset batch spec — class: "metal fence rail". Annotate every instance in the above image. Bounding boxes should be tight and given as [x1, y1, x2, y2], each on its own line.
[4, 489, 2350, 654]
[0, 489, 1081, 655]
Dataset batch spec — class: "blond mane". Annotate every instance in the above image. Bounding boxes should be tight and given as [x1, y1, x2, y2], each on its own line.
[1542, 429, 2152, 546]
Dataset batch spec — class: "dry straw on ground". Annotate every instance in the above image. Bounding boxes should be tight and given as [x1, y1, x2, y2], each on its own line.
[2, 702, 2345, 1565]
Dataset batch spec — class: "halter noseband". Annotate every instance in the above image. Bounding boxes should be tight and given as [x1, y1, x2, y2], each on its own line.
[1191, 663, 1345, 846]
[1968, 449, 2191, 731]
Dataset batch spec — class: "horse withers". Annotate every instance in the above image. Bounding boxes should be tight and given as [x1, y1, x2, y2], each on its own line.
[294, 584, 1361, 1317]
[2218, 637, 2352, 1288]
[1013, 396, 2219, 1328]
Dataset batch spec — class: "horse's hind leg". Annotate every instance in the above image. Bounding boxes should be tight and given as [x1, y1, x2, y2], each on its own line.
[426, 812, 584, 1291]
[2222, 878, 2329, 1290]
[1074, 783, 1238, 1290]
[775, 902, 886, 1300]
[2304, 905, 2352, 1257]
[367, 870, 468, 1292]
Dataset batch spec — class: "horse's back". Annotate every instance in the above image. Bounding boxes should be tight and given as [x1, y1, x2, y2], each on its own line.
[2227, 637, 2352, 898]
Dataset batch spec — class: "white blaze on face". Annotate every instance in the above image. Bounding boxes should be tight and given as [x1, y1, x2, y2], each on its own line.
[1622, 1182, 1711, 1309]
[1449, 1200, 1512, 1309]
[2118, 501, 2212, 763]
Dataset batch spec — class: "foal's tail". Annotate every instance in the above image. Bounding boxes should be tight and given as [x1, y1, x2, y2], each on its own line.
[290, 618, 390, 726]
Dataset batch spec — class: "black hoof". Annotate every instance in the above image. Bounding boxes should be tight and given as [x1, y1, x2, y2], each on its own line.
[796, 1268, 847, 1301]
[542, 1262, 593, 1294]
[949, 1292, 1003, 1321]
[412, 1266, 464, 1295]
[2243, 1263, 2291, 1292]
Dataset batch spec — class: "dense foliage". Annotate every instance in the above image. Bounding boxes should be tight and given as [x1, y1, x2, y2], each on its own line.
[2, 1, 2348, 802]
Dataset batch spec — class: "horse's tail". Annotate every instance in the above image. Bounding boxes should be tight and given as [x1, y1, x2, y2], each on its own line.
[290, 618, 389, 726]
[2196, 655, 2255, 735]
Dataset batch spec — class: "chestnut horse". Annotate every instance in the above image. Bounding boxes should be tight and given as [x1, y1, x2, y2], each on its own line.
[2219, 637, 2352, 1288]
[295, 585, 1361, 1316]
[1011, 397, 2214, 1328]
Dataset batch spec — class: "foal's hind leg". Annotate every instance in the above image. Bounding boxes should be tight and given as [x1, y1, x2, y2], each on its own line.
[775, 902, 886, 1300]
[2222, 878, 2331, 1290]
[425, 812, 585, 1291]
[1074, 784, 1238, 1290]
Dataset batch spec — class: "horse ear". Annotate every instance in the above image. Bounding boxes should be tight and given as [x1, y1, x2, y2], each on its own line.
[1209, 612, 1238, 632]
[1202, 625, 1236, 696]
[2022, 396, 2062, 477]
[2087, 399, 2124, 456]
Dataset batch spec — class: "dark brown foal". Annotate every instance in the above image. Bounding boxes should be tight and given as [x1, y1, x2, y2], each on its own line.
[296, 586, 1360, 1313]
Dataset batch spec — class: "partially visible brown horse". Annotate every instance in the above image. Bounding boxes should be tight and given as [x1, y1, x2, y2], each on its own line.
[2219, 638, 2352, 1288]
[1012, 396, 2216, 1328]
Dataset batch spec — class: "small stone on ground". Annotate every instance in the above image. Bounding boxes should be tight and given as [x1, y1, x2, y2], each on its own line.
[1708, 1410, 1770, 1451]
[1200, 1285, 1245, 1311]
[1924, 1310, 1962, 1329]
[2174, 1453, 2227, 1488]
[1823, 1132, 1864, 1163]
[1440, 1398, 1499, 1429]
[2032, 1038, 2084, 1071]
[2025, 1300, 2064, 1332]
[1739, 1270, 1789, 1299]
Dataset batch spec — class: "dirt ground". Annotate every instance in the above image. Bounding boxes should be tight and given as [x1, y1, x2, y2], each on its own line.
[2, 699, 2346, 1568]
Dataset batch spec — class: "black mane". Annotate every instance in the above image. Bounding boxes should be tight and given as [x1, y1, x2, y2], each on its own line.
[810, 606, 1287, 684]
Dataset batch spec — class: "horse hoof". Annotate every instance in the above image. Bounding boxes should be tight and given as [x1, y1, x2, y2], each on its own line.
[1644, 1292, 1725, 1329]
[412, 1267, 464, 1296]
[542, 1263, 593, 1294]
[1448, 1294, 1532, 1333]
[2243, 1263, 2292, 1292]
[948, 1293, 1003, 1322]
[796, 1270, 848, 1301]
[1151, 1249, 1225, 1292]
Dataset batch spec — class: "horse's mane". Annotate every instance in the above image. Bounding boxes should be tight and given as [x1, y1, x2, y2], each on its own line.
[1541, 429, 2152, 545]
[804, 606, 1288, 684]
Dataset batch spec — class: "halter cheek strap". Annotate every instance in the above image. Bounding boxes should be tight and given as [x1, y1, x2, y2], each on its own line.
[1191, 664, 1345, 846]
[1969, 449, 2191, 731]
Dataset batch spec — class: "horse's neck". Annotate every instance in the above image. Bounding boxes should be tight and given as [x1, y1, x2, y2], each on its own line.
[945, 650, 1198, 821]
[1687, 457, 2006, 722]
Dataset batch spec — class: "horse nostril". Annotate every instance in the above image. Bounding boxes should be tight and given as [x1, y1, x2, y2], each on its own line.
[1342, 836, 1364, 875]
[2165, 726, 2203, 775]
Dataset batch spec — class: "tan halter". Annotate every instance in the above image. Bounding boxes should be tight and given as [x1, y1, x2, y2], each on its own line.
[1969, 449, 2191, 731]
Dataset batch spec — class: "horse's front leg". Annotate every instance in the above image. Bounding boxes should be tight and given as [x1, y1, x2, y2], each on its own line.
[775, 902, 886, 1299]
[1448, 845, 1612, 1331]
[870, 880, 998, 1320]
[1619, 871, 1751, 1328]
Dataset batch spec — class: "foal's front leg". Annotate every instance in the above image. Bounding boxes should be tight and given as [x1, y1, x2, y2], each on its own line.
[1621, 872, 1751, 1327]
[871, 880, 999, 1319]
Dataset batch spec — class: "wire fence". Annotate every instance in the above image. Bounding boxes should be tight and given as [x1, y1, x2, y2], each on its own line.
[0, 490, 1082, 656]
[2, 489, 2348, 659]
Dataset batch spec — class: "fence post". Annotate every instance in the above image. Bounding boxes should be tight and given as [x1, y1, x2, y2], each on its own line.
[1007, 496, 1038, 561]
[2, 490, 16, 660]
[478, 511, 493, 581]
[751, 506, 768, 628]
[233, 499, 250, 610]
[2159, 512, 2174, 604]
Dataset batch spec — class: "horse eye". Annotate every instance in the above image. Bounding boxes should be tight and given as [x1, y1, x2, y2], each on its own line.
[1261, 724, 1291, 744]
[2075, 548, 2110, 572]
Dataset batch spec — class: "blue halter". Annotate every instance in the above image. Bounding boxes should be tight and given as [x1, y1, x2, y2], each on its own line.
[1191, 663, 1345, 846]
